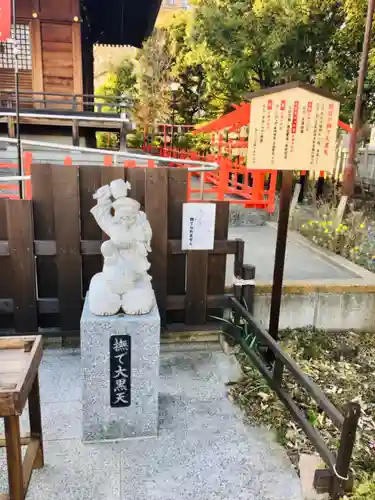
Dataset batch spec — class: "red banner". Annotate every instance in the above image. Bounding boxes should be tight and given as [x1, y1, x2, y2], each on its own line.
[0, 0, 11, 42]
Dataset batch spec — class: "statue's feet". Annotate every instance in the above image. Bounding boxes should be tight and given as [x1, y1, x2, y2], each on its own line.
[121, 280, 155, 315]
[88, 273, 122, 316]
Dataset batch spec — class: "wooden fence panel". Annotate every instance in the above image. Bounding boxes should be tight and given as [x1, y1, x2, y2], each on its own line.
[0, 199, 7, 240]
[208, 201, 229, 317]
[52, 166, 82, 331]
[185, 251, 209, 325]
[100, 166, 126, 187]
[31, 164, 58, 328]
[0, 199, 12, 328]
[0, 165, 239, 336]
[79, 166, 102, 294]
[145, 168, 168, 325]
[126, 168, 146, 209]
[6, 200, 38, 332]
[167, 169, 188, 323]
[0, 199, 10, 298]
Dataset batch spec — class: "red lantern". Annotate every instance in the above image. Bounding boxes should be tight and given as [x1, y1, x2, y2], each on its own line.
[0, 0, 11, 42]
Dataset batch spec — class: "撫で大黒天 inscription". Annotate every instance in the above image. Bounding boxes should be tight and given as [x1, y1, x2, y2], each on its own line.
[110, 335, 131, 407]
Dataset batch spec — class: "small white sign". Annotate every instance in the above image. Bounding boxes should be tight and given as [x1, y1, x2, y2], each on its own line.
[182, 203, 216, 250]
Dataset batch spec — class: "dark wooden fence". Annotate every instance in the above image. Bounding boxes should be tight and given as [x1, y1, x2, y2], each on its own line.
[0, 165, 243, 337]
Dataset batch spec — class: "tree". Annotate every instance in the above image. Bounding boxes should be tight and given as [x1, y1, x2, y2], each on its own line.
[188, 0, 372, 121]
[97, 0, 375, 128]
[166, 11, 208, 123]
[133, 29, 173, 132]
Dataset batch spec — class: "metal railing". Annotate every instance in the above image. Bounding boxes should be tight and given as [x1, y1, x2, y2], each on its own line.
[225, 293, 360, 500]
[0, 137, 219, 200]
[0, 137, 218, 171]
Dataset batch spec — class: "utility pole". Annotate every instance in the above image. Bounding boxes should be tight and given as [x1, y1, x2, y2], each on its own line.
[341, 0, 375, 199]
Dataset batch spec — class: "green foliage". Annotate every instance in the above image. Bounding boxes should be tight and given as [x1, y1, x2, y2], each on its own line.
[297, 207, 375, 273]
[345, 475, 375, 500]
[98, 0, 375, 133]
[173, 132, 211, 153]
[133, 29, 172, 130]
[96, 131, 118, 149]
[96, 60, 135, 113]
[126, 131, 144, 149]
[189, 0, 372, 120]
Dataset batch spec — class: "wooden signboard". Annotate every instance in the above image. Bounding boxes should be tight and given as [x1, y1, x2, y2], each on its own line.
[247, 82, 341, 172]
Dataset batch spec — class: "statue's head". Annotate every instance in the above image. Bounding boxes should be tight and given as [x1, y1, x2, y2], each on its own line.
[112, 197, 140, 225]
[110, 179, 131, 199]
[109, 179, 140, 225]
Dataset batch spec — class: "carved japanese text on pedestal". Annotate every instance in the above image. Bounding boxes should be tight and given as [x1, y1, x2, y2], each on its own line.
[88, 179, 156, 316]
[110, 335, 131, 408]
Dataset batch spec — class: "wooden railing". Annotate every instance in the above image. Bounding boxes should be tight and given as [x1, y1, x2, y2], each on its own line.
[0, 90, 133, 114]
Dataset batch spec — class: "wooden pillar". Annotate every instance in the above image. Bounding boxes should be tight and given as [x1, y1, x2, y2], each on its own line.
[7, 116, 15, 138]
[72, 22, 83, 107]
[120, 122, 127, 151]
[72, 120, 80, 146]
[30, 18, 44, 108]
[4, 417, 24, 500]
[28, 374, 44, 469]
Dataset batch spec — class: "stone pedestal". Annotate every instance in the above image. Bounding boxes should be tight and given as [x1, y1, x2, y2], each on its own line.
[81, 295, 160, 442]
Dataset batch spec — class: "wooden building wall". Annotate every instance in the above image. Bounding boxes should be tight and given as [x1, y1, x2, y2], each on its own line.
[0, 0, 83, 106]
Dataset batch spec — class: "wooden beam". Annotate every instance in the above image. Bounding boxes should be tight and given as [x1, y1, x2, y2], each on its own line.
[0, 338, 34, 350]
[6, 201, 38, 333]
[185, 251, 209, 324]
[120, 122, 127, 151]
[4, 417, 23, 500]
[72, 120, 79, 146]
[0, 295, 232, 315]
[72, 23, 83, 99]
[22, 439, 40, 492]
[16, 336, 43, 413]
[30, 19, 44, 107]
[0, 239, 238, 257]
[168, 294, 231, 310]
[7, 117, 15, 138]
[52, 167, 82, 331]
[28, 374, 44, 469]
[0, 434, 30, 448]
[146, 168, 169, 325]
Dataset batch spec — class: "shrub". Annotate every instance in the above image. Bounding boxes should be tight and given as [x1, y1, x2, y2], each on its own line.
[299, 210, 375, 273]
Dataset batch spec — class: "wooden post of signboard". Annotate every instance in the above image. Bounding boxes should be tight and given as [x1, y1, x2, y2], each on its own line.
[245, 82, 341, 357]
[269, 170, 293, 340]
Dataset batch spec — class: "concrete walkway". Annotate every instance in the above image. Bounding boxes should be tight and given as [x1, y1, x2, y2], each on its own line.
[226, 223, 358, 285]
[0, 347, 303, 500]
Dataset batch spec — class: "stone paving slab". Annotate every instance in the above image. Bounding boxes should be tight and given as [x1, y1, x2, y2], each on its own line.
[120, 426, 302, 500]
[0, 348, 303, 500]
[0, 440, 121, 500]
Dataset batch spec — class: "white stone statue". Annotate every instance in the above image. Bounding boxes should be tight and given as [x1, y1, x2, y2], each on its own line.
[88, 179, 156, 316]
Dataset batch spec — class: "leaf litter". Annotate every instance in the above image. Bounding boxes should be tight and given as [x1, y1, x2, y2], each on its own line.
[229, 328, 375, 496]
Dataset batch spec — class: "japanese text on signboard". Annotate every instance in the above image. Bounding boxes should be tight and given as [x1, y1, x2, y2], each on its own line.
[247, 87, 340, 173]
